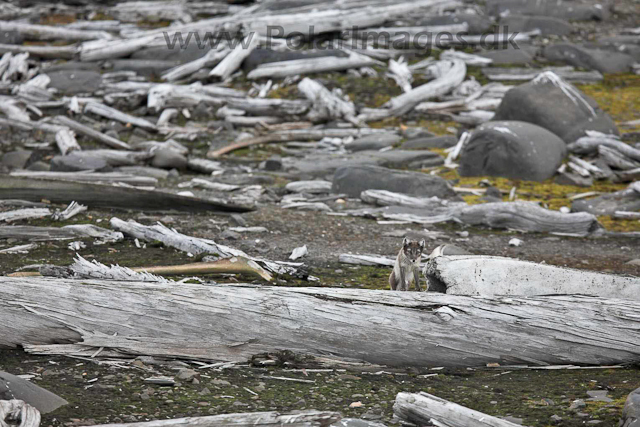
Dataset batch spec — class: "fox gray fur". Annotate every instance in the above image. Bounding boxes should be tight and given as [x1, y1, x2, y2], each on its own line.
[389, 237, 425, 291]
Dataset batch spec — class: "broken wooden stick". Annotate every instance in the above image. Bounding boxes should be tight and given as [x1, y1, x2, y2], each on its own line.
[53, 116, 132, 150]
[1, 281, 639, 367]
[134, 257, 273, 281]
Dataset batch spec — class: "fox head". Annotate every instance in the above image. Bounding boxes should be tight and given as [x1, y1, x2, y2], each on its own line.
[402, 237, 425, 263]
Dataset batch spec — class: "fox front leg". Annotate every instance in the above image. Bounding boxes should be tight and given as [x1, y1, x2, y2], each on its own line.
[413, 267, 422, 291]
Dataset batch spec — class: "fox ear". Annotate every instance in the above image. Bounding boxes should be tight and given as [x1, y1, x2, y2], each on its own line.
[402, 237, 409, 247]
[419, 239, 425, 248]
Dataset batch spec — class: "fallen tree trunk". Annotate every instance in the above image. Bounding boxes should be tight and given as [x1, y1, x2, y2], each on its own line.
[0, 22, 111, 42]
[1, 281, 639, 367]
[424, 255, 640, 299]
[394, 392, 525, 427]
[0, 177, 253, 213]
[92, 411, 341, 427]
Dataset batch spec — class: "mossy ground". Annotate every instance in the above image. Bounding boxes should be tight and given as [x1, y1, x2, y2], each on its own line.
[0, 349, 637, 427]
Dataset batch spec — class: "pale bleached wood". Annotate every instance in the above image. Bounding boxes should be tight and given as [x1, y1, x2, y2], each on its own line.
[54, 128, 80, 156]
[425, 255, 640, 300]
[387, 58, 412, 93]
[570, 136, 640, 162]
[0, 96, 30, 121]
[91, 410, 340, 427]
[248, 52, 377, 80]
[226, 98, 310, 117]
[338, 254, 394, 267]
[1, 280, 639, 367]
[394, 392, 524, 427]
[110, 218, 301, 277]
[0, 43, 76, 60]
[84, 102, 157, 132]
[382, 59, 466, 117]
[209, 35, 258, 81]
[51, 201, 87, 222]
[0, 224, 123, 242]
[285, 181, 332, 194]
[53, 116, 132, 150]
[161, 48, 229, 82]
[440, 49, 492, 66]
[0, 208, 51, 223]
[0, 400, 41, 427]
[599, 145, 640, 170]
[483, 66, 603, 83]
[0, 21, 112, 42]
[10, 171, 158, 187]
[298, 78, 361, 126]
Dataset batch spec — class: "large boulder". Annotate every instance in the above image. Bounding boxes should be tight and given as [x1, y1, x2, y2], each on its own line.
[46, 70, 102, 95]
[459, 121, 566, 181]
[332, 165, 457, 199]
[622, 387, 640, 427]
[486, 0, 610, 21]
[544, 43, 635, 74]
[493, 72, 619, 143]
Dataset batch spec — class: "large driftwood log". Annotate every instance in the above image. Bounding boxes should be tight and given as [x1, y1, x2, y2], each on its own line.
[0, 224, 123, 242]
[298, 78, 361, 126]
[209, 36, 258, 81]
[247, 53, 377, 80]
[1, 281, 639, 367]
[0, 43, 76, 59]
[569, 135, 640, 162]
[0, 22, 111, 42]
[91, 411, 341, 427]
[424, 255, 640, 299]
[394, 392, 524, 427]
[84, 102, 157, 132]
[0, 177, 253, 213]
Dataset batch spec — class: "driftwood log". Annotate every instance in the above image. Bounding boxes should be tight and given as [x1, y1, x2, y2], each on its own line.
[1, 280, 639, 367]
[424, 255, 640, 299]
[91, 411, 341, 427]
[0, 177, 253, 213]
[0, 400, 40, 427]
[394, 392, 525, 427]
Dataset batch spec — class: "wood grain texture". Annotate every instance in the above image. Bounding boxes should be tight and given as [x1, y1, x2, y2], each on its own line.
[1, 279, 638, 367]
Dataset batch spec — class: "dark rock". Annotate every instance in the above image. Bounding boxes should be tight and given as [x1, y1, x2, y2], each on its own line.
[1, 150, 32, 170]
[0, 30, 23, 45]
[486, 0, 610, 21]
[401, 128, 435, 140]
[131, 44, 213, 63]
[417, 13, 493, 34]
[0, 371, 68, 413]
[109, 60, 179, 78]
[332, 165, 457, 199]
[493, 73, 619, 143]
[402, 135, 457, 150]
[485, 186, 503, 199]
[242, 48, 348, 73]
[500, 15, 573, 36]
[346, 133, 401, 152]
[544, 43, 635, 74]
[623, 386, 640, 427]
[151, 148, 188, 170]
[51, 153, 111, 172]
[260, 155, 283, 171]
[555, 171, 593, 187]
[572, 186, 640, 216]
[230, 213, 247, 227]
[46, 70, 102, 95]
[26, 161, 51, 172]
[220, 230, 241, 240]
[459, 121, 566, 181]
[44, 61, 101, 72]
[477, 45, 538, 65]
